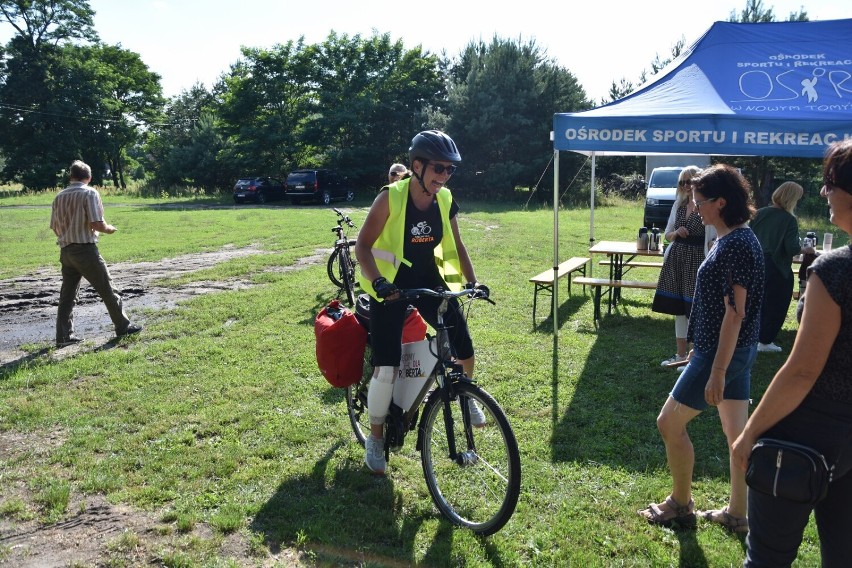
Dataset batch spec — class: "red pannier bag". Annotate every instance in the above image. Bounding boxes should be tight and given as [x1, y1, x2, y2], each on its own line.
[315, 299, 368, 388]
[354, 293, 427, 343]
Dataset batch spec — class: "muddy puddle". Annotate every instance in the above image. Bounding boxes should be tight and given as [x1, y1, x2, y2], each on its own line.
[0, 245, 326, 366]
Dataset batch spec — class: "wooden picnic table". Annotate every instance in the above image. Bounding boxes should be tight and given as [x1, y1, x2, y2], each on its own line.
[587, 240, 663, 315]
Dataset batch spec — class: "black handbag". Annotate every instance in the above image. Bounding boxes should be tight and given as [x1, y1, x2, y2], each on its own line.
[746, 438, 833, 505]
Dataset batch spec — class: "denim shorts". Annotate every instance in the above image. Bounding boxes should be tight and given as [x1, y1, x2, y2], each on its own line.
[670, 344, 757, 410]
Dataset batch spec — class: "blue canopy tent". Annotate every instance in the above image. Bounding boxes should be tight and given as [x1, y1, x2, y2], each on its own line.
[547, 18, 852, 330]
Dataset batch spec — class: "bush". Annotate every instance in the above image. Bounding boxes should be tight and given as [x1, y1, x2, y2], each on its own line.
[599, 173, 645, 199]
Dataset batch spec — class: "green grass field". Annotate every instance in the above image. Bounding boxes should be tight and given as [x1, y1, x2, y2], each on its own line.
[0, 193, 837, 566]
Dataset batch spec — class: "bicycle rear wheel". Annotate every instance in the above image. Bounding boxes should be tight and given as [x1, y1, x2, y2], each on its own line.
[419, 382, 521, 535]
[346, 345, 373, 447]
[339, 247, 357, 307]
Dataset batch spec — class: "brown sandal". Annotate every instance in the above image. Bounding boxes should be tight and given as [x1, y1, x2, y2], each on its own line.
[638, 495, 696, 528]
[700, 507, 749, 533]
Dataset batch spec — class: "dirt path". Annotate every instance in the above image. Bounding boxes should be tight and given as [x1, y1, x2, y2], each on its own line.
[0, 245, 327, 366]
[0, 491, 309, 567]
[0, 245, 334, 566]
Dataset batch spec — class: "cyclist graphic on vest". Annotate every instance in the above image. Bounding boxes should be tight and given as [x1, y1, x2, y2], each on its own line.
[354, 130, 490, 474]
[411, 221, 432, 236]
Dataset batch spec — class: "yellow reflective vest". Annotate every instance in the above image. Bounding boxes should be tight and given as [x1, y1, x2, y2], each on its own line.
[359, 177, 464, 300]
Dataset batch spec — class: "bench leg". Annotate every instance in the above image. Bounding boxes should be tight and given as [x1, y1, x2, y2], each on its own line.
[533, 283, 552, 325]
[532, 286, 538, 325]
[593, 286, 602, 323]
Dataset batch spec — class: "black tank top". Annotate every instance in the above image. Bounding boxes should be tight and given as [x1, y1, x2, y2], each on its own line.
[394, 194, 457, 289]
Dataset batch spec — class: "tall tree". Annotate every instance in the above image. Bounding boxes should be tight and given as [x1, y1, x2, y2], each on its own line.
[1, 0, 163, 190]
[729, 0, 807, 23]
[604, 37, 685, 106]
[0, 0, 97, 51]
[445, 36, 589, 199]
[70, 44, 164, 188]
[216, 39, 312, 180]
[146, 83, 219, 188]
[299, 31, 444, 188]
[164, 113, 231, 192]
[0, 0, 100, 188]
[215, 32, 444, 189]
[0, 40, 163, 189]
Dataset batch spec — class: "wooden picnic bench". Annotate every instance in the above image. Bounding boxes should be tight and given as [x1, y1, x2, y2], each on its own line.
[529, 256, 590, 324]
[572, 276, 656, 323]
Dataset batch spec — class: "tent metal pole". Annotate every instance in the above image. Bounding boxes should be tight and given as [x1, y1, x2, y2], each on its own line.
[553, 149, 560, 335]
[590, 153, 596, 246]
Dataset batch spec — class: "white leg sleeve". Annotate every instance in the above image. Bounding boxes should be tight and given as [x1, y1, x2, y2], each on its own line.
[368, 366, 397, 425]
[675, 315, 688, 339]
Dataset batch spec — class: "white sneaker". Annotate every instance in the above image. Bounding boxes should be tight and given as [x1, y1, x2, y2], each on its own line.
[468, 399, 486, 427]
[365, 435, 386, 474]
[757, 342, 783, 353]
[661, 354, 687, 367]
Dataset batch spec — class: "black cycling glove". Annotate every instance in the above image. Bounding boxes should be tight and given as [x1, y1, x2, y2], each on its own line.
[465, 281, 490, 299]
[373, 277, 398, 299]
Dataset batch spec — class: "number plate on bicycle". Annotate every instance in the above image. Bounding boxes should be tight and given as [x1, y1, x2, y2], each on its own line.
[393, 338, 438, 412]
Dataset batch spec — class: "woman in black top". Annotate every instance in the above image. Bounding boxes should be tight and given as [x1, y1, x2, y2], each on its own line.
[733, 139, 852, 567]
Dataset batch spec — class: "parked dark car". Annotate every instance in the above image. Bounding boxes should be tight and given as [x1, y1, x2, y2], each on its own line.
[233, 177, 286, 204]
[285, 169, 355, 205]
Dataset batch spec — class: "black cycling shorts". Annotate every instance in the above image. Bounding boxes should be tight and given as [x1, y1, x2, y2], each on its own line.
[368, 293, 474, 367]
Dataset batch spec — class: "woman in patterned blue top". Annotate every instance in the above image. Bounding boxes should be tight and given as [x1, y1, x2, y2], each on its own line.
[639, 165, 764, 532]
[733, 139, 852, 567]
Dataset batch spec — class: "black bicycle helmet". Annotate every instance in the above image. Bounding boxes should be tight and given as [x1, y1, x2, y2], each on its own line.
[408, 130, 462, 164]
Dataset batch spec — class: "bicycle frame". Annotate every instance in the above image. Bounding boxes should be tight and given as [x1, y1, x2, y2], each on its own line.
[384, 293, 474, 455]
[347, 285, 519, 535]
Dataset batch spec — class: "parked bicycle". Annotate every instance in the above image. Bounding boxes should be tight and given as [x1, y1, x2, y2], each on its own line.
[346, 287, 520, 535]
[327, 208, 358, 306]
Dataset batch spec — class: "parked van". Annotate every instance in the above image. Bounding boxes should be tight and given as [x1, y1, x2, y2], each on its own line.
[643, 167, 683, 229]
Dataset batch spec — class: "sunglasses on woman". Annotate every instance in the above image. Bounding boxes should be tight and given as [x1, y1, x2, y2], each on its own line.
[693, 197, 718, 209]
[429, 163, 458, 176]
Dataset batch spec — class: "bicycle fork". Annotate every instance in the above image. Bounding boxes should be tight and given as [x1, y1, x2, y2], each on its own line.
[417, 369, 479, 467]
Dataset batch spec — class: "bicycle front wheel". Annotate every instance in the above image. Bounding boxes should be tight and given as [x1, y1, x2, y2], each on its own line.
[419, 382, 521, 536]
[327, 247, 345, 289]
[327, 241, 358, 293]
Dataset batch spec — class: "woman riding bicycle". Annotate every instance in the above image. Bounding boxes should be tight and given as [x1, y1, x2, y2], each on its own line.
[355, 129, 489, 474]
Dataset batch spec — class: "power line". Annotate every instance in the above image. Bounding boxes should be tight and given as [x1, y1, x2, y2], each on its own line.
[0, 101, 192, 128]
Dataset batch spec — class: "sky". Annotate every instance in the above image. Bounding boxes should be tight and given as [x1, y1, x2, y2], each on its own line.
[1, 0, 849, 103]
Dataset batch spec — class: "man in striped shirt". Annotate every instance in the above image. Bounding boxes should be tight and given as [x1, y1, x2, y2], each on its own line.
[50, 160, 141, 347]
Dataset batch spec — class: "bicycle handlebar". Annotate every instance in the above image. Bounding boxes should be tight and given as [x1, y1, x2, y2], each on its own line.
[332, 208, 355, 228]
[396, 287, 495, 305]
[331, 207, 355, 233]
